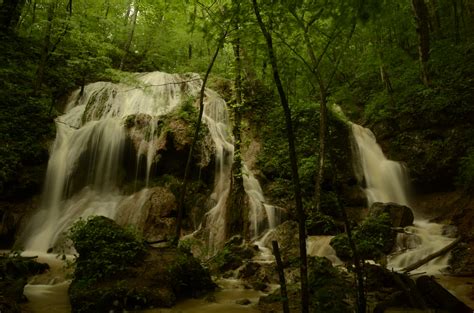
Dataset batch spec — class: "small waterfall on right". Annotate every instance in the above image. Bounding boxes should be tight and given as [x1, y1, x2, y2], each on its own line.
[351, 123, 409, 207]
[351, 123, 455, 274]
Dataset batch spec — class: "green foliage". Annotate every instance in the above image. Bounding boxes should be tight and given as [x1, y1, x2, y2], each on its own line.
[69, 216, 146, 285]
[306, 211, 338, 236]
[166, 249, 215, 297]
[307, 256, 350, 313]
[330, 212, 393, 262]
[0, 33, 55, 198]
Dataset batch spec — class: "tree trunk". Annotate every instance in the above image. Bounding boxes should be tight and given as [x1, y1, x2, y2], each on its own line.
[104, 0, 110, 18]
[124, 0, 132, 25]
[411, 0, 431, 86]
[174, 31, 228, 242]
[120, 4, 138, 70]
[252, 1, 309, 312]
[272, 241, 290, 313]
[227, 10, 246, 239]
[315, 78, 327, 212]
[339, 197, 366, 313]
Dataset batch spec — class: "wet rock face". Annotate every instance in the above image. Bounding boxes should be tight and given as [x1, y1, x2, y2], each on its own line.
[368, 202, 414, 228]
[123, 112, 215, 183]
[116, 186, 177, 243]
[262, 221, 299, 264]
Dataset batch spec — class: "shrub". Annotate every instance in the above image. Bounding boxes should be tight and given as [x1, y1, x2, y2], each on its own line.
[69, 216, 147, 284]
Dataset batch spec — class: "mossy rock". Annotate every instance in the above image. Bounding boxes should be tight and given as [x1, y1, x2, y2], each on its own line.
[208, 235, 257, 275]
[330, 212, 395, 262]
[69, 216, 215, 313]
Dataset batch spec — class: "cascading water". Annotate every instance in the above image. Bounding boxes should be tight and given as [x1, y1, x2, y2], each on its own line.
[18, 72, 205, 251]
[18, 71, 279, 254]
[351, 123, 455, 274]
[351, 123, 409, 207]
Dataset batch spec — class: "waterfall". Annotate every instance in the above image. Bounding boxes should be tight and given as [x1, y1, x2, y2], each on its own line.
[243, 165, 280, 240]
[351, 123, 409, 206]
[351, 122, 455, 274]
[19, 72, 203, 251]
[19, 71, 278, 253]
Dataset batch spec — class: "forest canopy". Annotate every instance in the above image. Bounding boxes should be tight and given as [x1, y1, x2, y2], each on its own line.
[0, 0, 473, 195]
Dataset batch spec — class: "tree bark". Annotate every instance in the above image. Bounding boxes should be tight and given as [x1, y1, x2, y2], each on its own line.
[227, 7, 246, 239]
[272, 241, 290, 313]
[252, 1, 309, 312]
[174, 30, 228, 243]
[411, 0, 431, 86]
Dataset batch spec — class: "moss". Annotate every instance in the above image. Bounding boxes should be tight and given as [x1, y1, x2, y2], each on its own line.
[68, 217, 214, 312]
[330, 212, 394, 262]
[308, 257, 351, 313]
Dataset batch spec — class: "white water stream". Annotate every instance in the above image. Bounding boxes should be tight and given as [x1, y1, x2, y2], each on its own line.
[351, 123, 455, 275]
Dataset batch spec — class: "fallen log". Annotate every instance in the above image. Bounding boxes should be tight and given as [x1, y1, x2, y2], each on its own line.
[402, 237, 462, 273]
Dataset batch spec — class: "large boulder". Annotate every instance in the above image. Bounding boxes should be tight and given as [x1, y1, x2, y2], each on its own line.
[68, 216, 215, 313]
[368, 202, 414, 228]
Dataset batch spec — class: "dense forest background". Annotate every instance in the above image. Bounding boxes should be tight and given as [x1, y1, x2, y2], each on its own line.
[1, 0, 473, 200]
[0, 1, 473, 312]
[1, 0, 473, 230]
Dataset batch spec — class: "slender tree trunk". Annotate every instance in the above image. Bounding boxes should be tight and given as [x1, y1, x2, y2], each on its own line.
[104, 0, 110, 18]
[124, 0, 132, 25]
[315, 75, 327, 212]
[328, 141, 366, 313]
[252, 1, 309, 312]
[174, 31, 228, 242]
[227, 10, 246, 239]
[300, 30, 327, 212]
[120, 4, 138, 70]
[272, 241, 290, 313]
[67, 0, 72, 16]
[411, 0, 431, 86]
